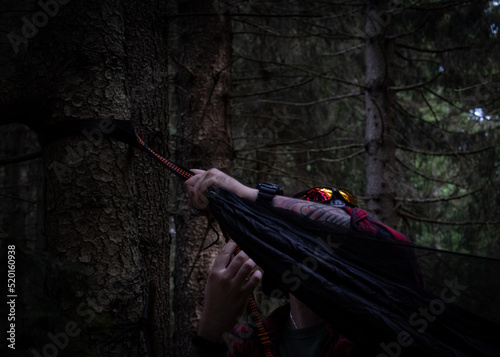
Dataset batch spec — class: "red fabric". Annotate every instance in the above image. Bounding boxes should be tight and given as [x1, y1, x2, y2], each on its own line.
[341, 206, 410, 243]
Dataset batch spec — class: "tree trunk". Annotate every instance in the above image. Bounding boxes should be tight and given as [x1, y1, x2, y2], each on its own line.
[1, 1, 171, 355]
[364, 0, 398, 227]
[173, 0, 233, 354]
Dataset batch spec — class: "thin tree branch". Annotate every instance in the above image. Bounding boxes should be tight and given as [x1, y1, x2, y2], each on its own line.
[168, 53, 195, 77]
[422, 86, 461, 109]
[235, 156, 294, 177]
[395, 50, 441, 65]
[398, 208, 500, 226]
[454, 80, 497, 93]
[409, 0, 477, 12]
[0, 151, 42, 166]
[388, 15, 430, 40]
[234, 53, 367, 89]
[0, 192, 39, 204]
[236, 126, 339, 153]
[389, 72, 441, 92]
[419, 90, 439, 123]
[167, 13, 322, 19]
[397, 144, 495, 156]
[398, 43, 470, 54]
[234, 165, 311, 187]
[395, 157, 466, 187]
[238, 90, 362, 107]
[231, 77, 315, 98]
[294, 149, 365, 166]
[396, 188, 482, 204]
[258, 143, 365, 155]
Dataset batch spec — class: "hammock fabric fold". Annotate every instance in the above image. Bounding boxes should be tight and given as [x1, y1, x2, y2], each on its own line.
[208, 187, 500, 357]
[39, 119, 500, 356]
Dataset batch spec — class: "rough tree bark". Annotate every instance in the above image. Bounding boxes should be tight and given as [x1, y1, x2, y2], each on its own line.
[364, 0, 398, 227]
[173, 0, 233, 354]
[1, 1, 171, 355]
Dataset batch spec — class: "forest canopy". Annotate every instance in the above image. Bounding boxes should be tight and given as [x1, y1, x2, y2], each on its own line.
[1, 0, 499, 356]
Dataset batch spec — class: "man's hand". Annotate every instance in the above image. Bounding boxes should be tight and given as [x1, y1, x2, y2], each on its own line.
[197, 241, 262, 343]
[185, 169, 258, 210]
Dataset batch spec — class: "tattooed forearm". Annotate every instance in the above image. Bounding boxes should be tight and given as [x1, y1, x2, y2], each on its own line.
[272, 196, 350, 228]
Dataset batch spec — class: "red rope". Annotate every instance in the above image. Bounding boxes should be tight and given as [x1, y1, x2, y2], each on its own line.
[135, 130, 274, 356]
[135, 131, 194, 181]
[233, 243, 274, 356]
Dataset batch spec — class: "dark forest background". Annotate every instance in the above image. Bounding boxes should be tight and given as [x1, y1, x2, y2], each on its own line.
[1, 0, 499, 356]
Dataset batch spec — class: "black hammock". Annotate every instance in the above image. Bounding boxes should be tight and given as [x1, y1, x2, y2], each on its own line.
[40, 119, 500, 357]
[207, 187, 500, 357]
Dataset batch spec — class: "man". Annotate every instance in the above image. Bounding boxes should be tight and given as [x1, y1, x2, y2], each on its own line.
[185, 169, 365, 356]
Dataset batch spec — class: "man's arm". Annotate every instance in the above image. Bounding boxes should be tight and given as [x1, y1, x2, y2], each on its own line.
[272, 195, 351, 228]
[185, 168, 350, 229]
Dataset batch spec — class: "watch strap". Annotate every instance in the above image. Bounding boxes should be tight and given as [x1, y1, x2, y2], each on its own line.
[257, 183, 283, 204]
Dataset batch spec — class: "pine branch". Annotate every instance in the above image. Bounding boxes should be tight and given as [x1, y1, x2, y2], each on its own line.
[294, 149, 365, 166]
[234, 165, 311, 187]
[395, 157, 466, 187]
[260, 7, 361, 39]
[168, 53, 195, 77]
[168, 13, 322, 19]
[241, 90, 362, 107]
[398, 44, 470, 54]
[395, 188, 482, 204]
[235, 156, 295, 177]
[422, 86, 461, 109]
[232, 29, 358, 41]
[454, 80, 496, 93]
[234, 53, 367, 89]
[395, 50, 441, 65]
[0, 151, 42, 166]
[231, 77, 315, 98]
[260, 143, 365, 155]
[233, 74, 307, 82]
[409, 0, 477, 12]
[232, 16, 351, 40]
[419, 90, 439, 123]
[388, 15, 430, 40]
[389, 72, 442, 92]
[398, 208, 500, 226]
[0, 192, 39, 205]
[394, 100, 464, 138]
[236, 126, 339, 153]
[397, 144, 495, 156]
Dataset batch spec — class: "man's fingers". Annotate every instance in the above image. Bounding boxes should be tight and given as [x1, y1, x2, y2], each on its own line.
[211, 241, 238, 270]
[234, 257, 257, 284]
[243, 269, 262, 294]
[224, 249, 250, 278]
[184, 169, 210, 210]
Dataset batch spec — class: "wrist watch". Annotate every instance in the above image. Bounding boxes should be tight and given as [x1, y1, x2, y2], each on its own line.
[257, 182, 283, 204]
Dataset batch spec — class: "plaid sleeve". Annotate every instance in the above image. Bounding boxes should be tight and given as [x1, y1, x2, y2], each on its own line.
[227, 323, 262, 357]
